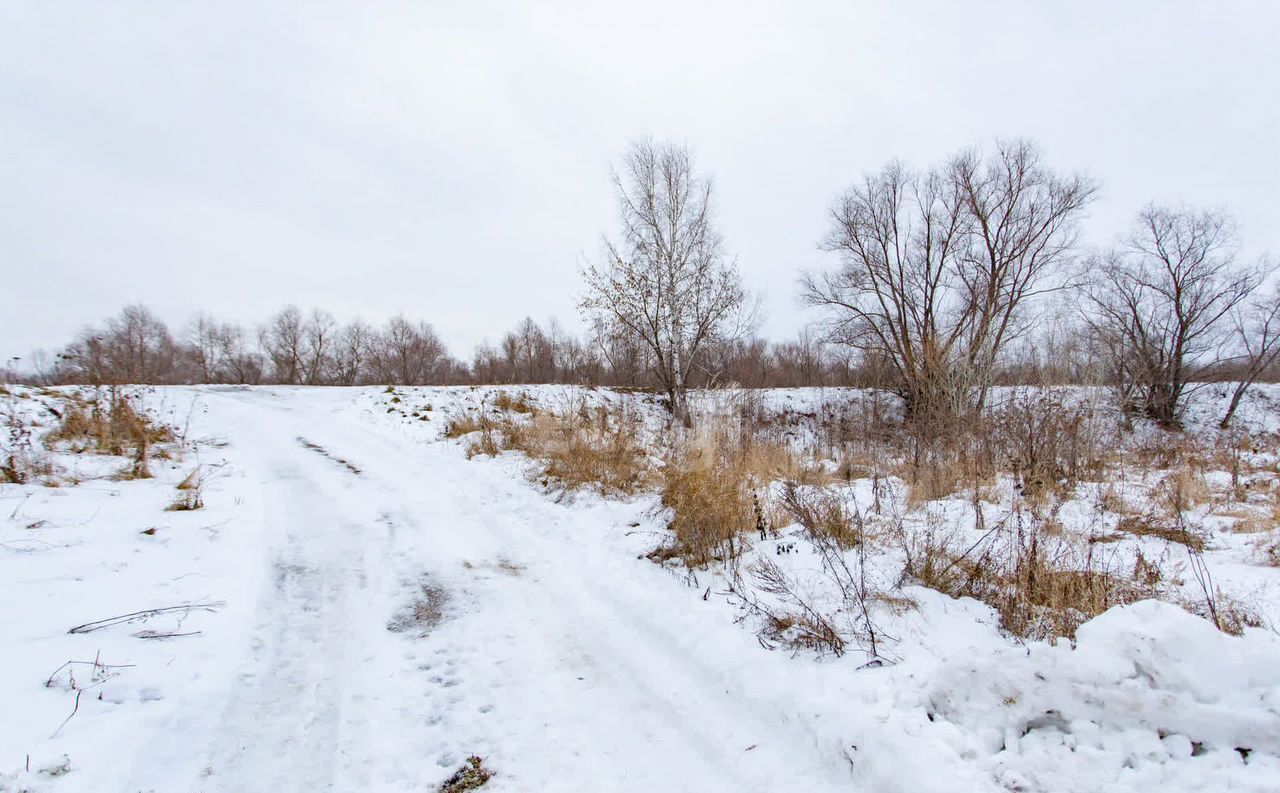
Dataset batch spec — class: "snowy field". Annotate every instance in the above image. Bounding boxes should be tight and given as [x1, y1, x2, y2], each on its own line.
[2, 384, 1279, 792]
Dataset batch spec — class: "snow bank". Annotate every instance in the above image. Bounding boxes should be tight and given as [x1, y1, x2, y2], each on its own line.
[922, 600, 1280, 791]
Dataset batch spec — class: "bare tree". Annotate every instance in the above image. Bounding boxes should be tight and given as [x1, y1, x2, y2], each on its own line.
[215, 323, 263, 384]
[374, 315, 447, 385]
[186, 313, 226, 383]
[804, 140, 1095, 424]
[333, 319, 375, 386]
[771, 328, 827, 387]
[590, 314, 651, 387]
[581, 139, 752, 422]
[260, 306, 305, 385]
[1085, 206, 1263, 428]
[1220, 283, 1280, 428]
[59, 305, 179, 384]
[301, 309, 337, 385]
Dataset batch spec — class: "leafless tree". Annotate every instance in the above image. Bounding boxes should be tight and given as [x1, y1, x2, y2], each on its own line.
[301, 309, 337, 385]
[590, 314, 651, 387]
[259, 306, 305, 385]
[333, 319, 375, 386]
[581, 139, 753, 422]
[1221, 283, 1280, 428]
[215, 323, 263, 384]
[1084, 206, 1263, 428]
[771, 328, 828, 387]
[186, 313, 226, 383]
[374, 315, 448, 385]
[60, 305, 179, 384]
[803, 140, 1095, 424]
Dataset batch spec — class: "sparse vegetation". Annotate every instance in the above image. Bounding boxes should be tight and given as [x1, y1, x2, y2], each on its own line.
[166, 466, 208, 511]
[439, 756, 492, 792]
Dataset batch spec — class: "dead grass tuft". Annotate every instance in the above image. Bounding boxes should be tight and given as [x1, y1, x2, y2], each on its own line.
[48, 389, 173, 468]
[491, 400, 650, 496]
[443, 413, 487, 439]
[657, 437, 756, 566]
[491, 391, 536, 414]
[903, 510, 1157, 639]
[439, 756, 492, 792]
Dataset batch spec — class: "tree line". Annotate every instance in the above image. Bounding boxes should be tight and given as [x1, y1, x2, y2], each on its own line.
[7, 138, 1278, 430]
[6, 304, 865, 390]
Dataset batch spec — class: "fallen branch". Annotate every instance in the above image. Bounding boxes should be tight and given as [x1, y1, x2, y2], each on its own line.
[133, 629, 202, 640]
[44, 658, 136, 688]
[67, 601, 226, 634]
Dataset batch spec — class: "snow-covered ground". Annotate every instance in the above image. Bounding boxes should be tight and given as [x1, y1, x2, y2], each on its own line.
[2, 384, 1279, 792]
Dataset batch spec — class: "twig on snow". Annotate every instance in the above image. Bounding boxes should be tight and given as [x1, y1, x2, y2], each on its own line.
[50, 690, 81, 738]
[67, 601, 226, 634]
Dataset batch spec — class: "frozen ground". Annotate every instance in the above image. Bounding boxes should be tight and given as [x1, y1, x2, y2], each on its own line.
[2, 385, 1279, 792]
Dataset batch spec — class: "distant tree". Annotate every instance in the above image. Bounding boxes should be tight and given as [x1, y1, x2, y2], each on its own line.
[260, 306, 305, 385]
[186, 313, 226, 383]
[333, 320, 376, 386]
[581, 139, 752, 422]
[374, 315, 447, 385]
[587, 315, 645, 387]
[804, 140, 1095, 425]
[60, 305, 179, 384]
[771, 329, 827, 387]
[1085, 206, 1264, 428]
[215, 323, 263, 384]
[301, 309, 337, 385]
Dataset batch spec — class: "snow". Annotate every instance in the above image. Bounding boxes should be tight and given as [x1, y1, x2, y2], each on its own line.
[2, 384, 1279, 792]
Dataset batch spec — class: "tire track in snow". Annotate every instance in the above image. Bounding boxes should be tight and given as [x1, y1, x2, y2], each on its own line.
[305, 400, 860, 791]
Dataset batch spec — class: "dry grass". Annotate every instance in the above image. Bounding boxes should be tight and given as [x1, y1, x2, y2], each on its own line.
[439, 756, 492, 792]
[49, 390, 173, 460]
[1157, 467, 1213, 514]
[903, 511, 1157, 639]
[656, 437, 756, 566]
[491, 390, 536, 414]
[464, 429, 503, 459]
[648, 411, 835, 566]
[779, 483, 861, 547]
[1183, 593, 1266, 636]
[464, 398, 652, 496]
[527, 408, 649, 495]
[165, 466, 207, 511]
[1115, 513, 1207, 552]
[46, 389, 174, 480]
[443, 413, 487, 439]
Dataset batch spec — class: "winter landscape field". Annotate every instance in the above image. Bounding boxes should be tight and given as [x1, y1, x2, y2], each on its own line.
[2, 382, 1279, 792]
[6, 3, 1280, 792]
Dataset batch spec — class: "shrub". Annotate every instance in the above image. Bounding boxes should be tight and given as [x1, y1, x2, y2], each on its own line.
[779, 482, 861, 548]
[990, 389, 1106, 500]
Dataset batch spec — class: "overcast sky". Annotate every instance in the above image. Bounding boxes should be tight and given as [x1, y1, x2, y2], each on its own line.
[3, 1, 1278, 366]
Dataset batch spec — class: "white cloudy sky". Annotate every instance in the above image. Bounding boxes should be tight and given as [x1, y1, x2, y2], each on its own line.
[3, 1, 1278, 365]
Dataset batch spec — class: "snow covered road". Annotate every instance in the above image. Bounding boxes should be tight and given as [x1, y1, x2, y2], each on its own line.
[8, 385, 1280, 793]
[118, 388, 858, 791]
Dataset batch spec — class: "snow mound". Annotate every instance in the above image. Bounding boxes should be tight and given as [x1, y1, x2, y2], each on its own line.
[926, 600, 1280, 791]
